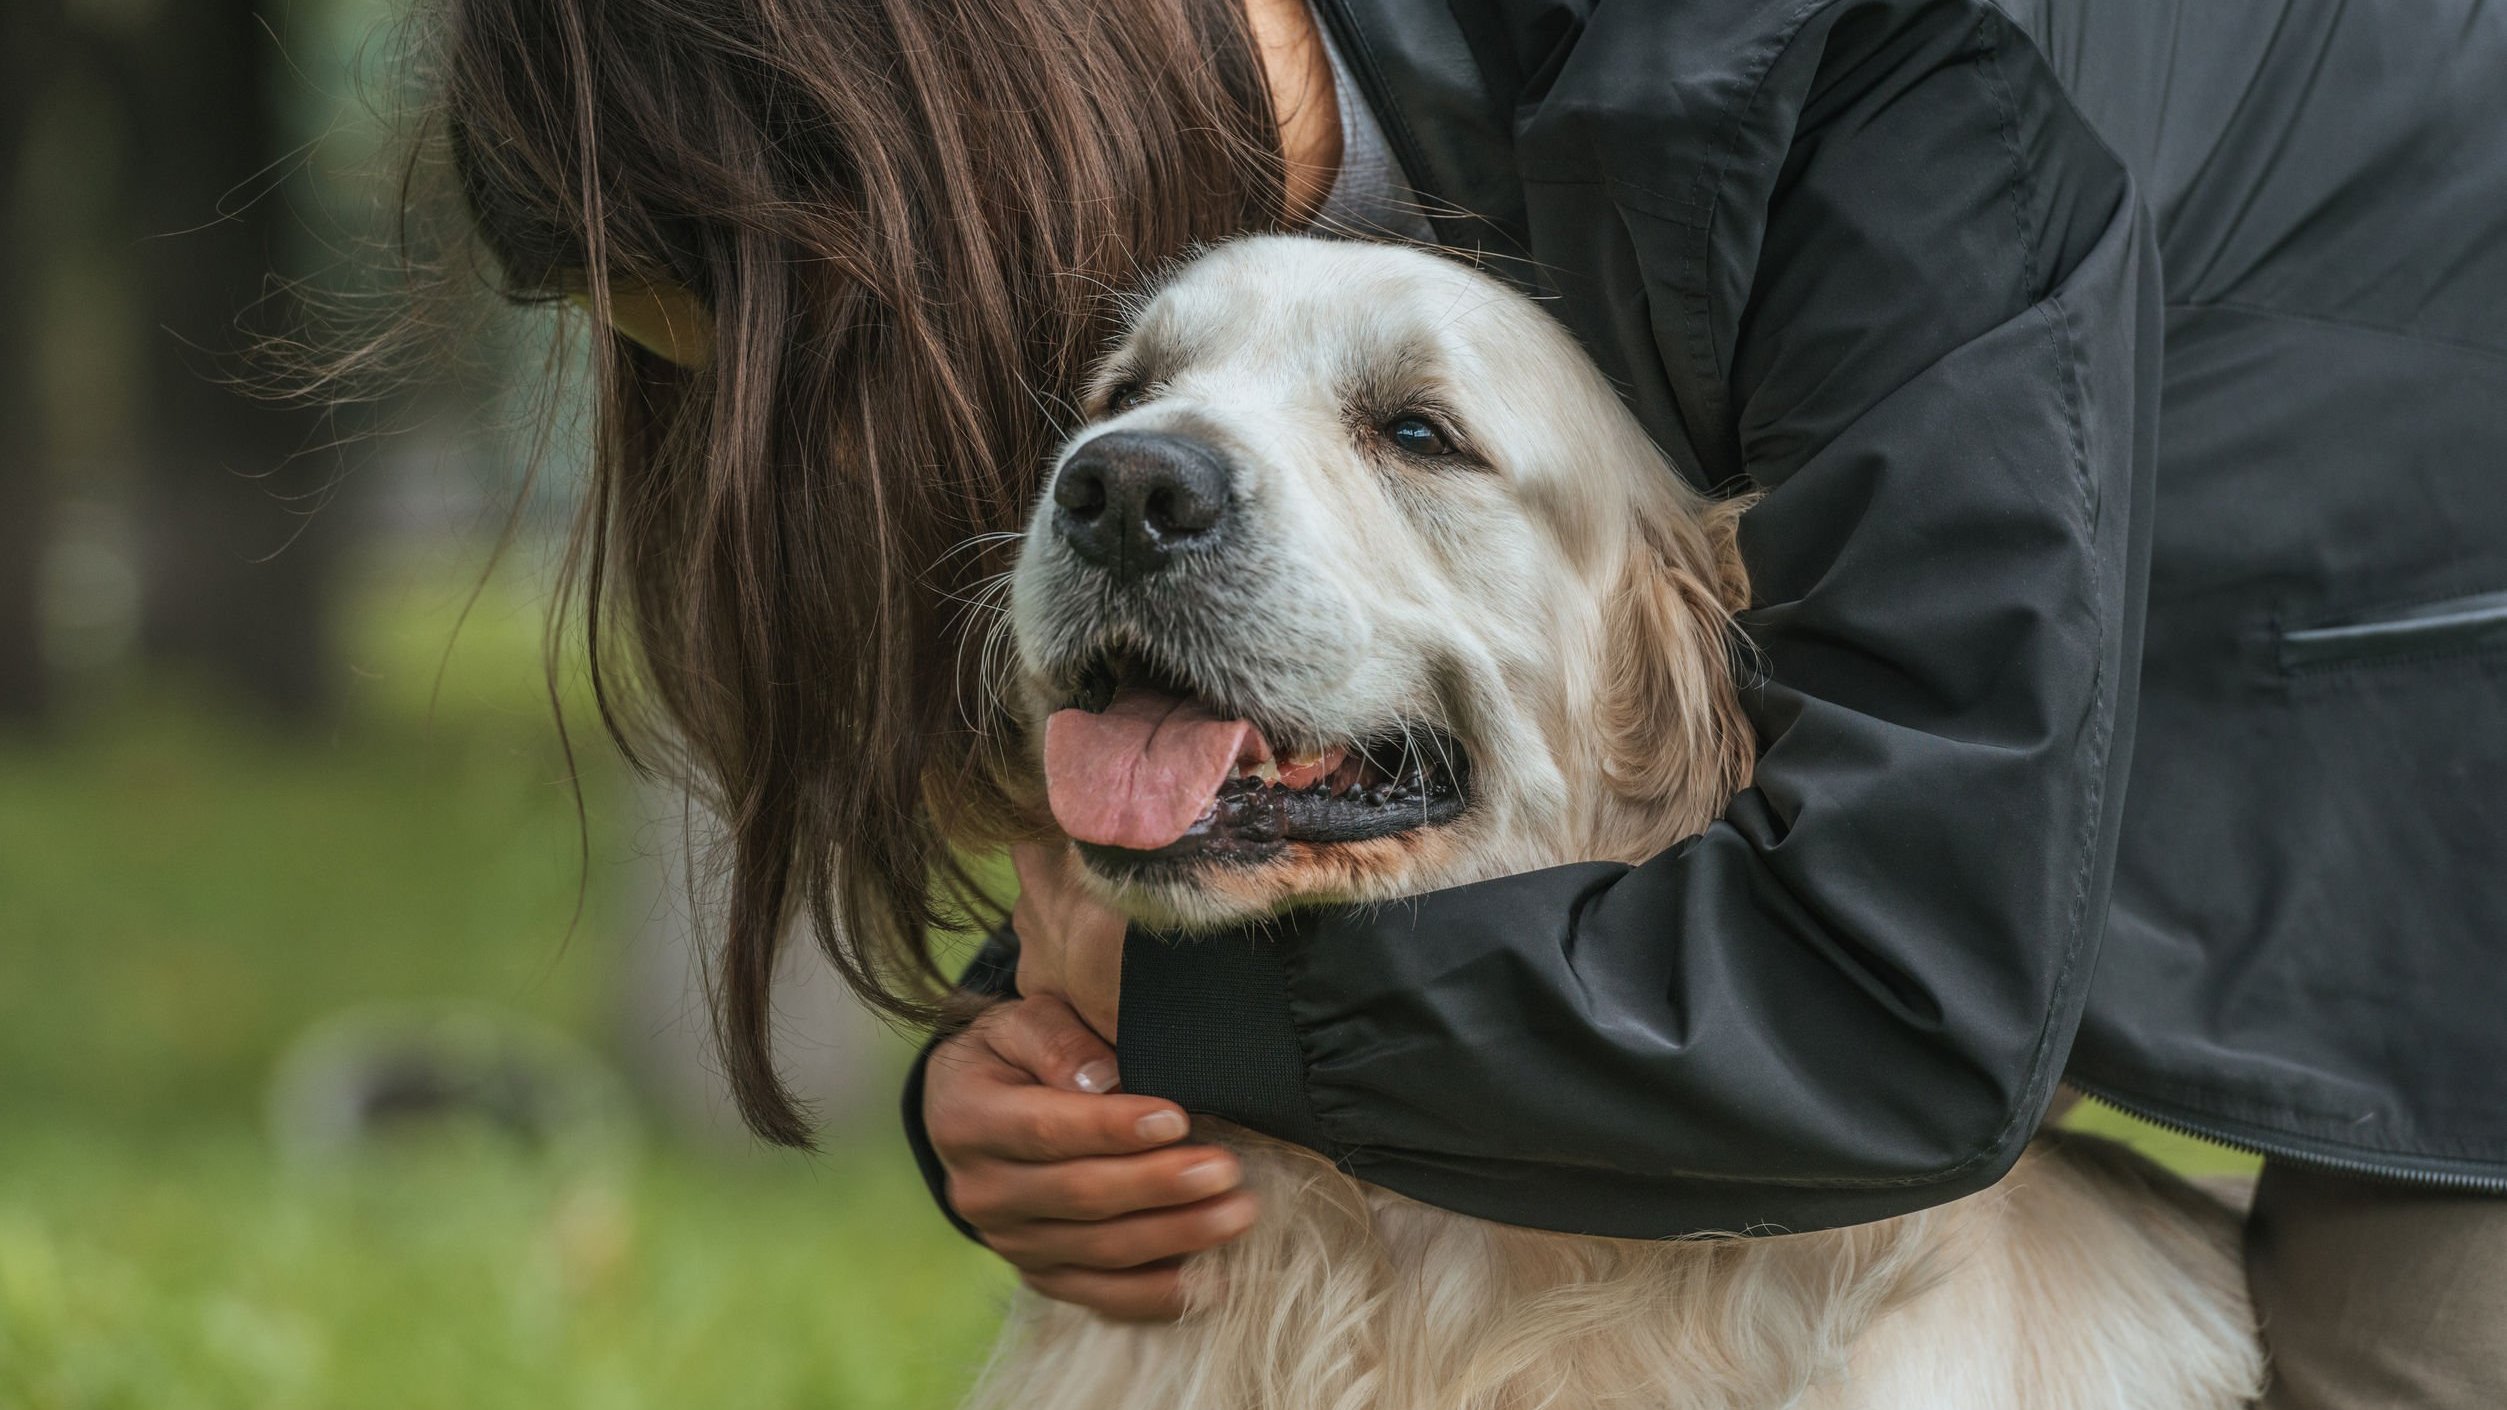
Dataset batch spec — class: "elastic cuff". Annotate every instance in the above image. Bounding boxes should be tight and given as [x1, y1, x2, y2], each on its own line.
[1117, 925, 1332, 1153]
[900, 932, 1022, 1244]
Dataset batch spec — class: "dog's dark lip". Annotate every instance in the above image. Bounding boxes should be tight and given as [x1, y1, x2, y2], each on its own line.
[1059, 645, 1307, 752]
[1074, 729, 1470, 881]
[1066, 651, 1123, 715]
[1061, 646, 1216, 724]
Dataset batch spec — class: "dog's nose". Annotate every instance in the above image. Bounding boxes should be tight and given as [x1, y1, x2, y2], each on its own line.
[1051, 431, 1232, 581]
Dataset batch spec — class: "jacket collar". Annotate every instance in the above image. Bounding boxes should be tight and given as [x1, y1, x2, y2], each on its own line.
[1310, 0, 1571, 263]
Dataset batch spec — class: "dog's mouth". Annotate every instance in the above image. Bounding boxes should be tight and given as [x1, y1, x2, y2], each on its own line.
[1043, 651, 1469, 878]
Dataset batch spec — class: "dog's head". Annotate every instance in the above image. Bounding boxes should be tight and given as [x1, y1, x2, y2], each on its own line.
[1009, 237, 1752, 927]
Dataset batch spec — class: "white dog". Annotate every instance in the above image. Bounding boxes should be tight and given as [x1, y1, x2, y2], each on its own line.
[979, 236, 2262, 1410]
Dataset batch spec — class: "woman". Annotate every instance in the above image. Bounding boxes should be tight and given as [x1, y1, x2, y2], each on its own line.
[432, 0, 2507, 1403]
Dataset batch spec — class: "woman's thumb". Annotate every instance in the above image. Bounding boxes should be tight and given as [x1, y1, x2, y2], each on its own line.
[992, 993, 1121, 1094]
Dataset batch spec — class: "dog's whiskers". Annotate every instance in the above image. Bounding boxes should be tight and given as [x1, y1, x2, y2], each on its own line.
[947, 568, 1024, 736]
[934, 529, 1026, 570]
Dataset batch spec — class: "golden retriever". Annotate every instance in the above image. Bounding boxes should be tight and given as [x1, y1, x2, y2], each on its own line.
[977, 236, 2261, 1410]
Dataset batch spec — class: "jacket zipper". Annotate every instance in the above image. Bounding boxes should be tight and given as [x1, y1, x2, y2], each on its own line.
[2068, 1079, 2507, 1195]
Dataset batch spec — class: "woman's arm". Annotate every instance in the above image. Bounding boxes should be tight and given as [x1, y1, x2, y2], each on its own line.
[1105, 0, 2163, 1237]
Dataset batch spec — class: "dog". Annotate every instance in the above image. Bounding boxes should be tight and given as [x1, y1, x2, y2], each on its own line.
[974, 236, 2262, 1410]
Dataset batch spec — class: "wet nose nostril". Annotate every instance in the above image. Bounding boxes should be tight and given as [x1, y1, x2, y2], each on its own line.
[1054, 465, 1108, 519]
[1147, 481, 1220, 536]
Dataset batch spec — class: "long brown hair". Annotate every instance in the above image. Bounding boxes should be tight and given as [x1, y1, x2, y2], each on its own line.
[424, 0, 1288, 1143]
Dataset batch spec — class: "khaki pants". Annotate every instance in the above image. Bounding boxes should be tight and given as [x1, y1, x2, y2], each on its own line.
[2248, 1162, 2507, 1409]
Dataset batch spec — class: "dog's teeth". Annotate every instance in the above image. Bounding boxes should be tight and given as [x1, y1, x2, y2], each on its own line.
[1326, 753, 1367, 796]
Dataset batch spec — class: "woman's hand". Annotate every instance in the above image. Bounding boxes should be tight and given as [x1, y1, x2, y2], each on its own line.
[924, 993, 1257, 1320]
[1009, 841, 1128, 1040]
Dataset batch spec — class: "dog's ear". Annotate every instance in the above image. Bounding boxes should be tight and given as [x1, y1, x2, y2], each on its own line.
[1598, 499, 1756, 833]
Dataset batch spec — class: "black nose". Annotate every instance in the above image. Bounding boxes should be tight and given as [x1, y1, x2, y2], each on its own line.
[1051, 431, 1233, 581]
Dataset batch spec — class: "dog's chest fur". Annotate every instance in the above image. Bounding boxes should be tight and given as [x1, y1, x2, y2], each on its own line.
[963, 1124, 2260, 1410]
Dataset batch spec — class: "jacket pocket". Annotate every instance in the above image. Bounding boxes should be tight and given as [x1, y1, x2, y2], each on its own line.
[2278, 588, 2507, 672]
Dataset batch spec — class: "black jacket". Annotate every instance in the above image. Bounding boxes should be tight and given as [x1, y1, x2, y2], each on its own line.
[907, 0, 2507, 1238]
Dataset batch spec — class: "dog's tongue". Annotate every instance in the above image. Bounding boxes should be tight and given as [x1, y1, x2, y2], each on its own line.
[1045, 687, 1264, 850]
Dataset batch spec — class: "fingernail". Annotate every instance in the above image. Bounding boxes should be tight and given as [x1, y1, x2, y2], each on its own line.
[1136, 1110, 1188, 1143]
[1179, 1158, 1236, 1194]
[1072, 1060, 1118, 1094]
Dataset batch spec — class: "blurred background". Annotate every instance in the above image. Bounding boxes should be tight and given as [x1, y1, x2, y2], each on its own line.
[0, 2, 2246, 1406]
[0, 1, 1005, 1405]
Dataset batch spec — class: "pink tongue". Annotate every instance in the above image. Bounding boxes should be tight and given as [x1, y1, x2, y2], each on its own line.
[1045, 687, 1265, 850]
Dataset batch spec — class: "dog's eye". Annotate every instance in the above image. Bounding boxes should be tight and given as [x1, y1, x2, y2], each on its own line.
[1105, 381, 1150, 415]
[1385, 416, 1456, 458]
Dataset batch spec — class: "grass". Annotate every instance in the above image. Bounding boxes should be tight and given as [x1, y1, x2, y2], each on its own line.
[0, 548, 2253, 1408]
[0, 554, 1008, 1408]
[0, 1131, 1005, 1410]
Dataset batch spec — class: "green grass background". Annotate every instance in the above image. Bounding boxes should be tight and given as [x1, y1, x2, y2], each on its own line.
[0, 556, 2250, 1408]
[0, 559, 1009, 1409]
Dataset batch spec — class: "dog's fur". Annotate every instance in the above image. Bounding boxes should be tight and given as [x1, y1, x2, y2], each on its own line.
[978, 237, 2262, 1409]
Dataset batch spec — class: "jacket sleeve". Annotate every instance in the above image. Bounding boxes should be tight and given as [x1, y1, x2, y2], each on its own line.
[900, 933, 1020, 1241]
[1113, 0, 2164, 1238]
